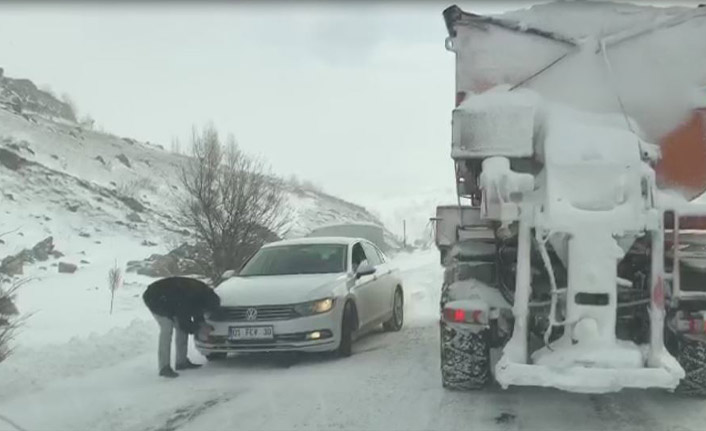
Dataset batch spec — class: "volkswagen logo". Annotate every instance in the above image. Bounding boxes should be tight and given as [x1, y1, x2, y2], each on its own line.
[245, 307, 258, 321]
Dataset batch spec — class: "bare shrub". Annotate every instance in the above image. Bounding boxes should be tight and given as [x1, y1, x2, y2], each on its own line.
[0, 277, 29, 363]
[107, 261, 122, 315]
[179, 125, 288, 284]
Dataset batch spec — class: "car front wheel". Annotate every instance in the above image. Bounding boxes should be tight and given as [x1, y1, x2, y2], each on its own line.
[383, 288, 404, 332]
[337, 302, 355, 358]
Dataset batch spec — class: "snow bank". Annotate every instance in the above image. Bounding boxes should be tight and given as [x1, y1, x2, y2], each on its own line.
[0, 319, 155, 400]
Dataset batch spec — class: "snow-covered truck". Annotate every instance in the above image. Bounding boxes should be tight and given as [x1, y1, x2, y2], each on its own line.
[435, 2, 706, 395]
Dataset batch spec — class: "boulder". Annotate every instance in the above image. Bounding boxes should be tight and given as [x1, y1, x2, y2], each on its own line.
[126, 212, 143, 223]
[31, 236, 54, 261]
[116, 154, 131, 168]
[0, 148, 24, 171]
[126, 242, 209, 277]
[0, 257, 23, 276]
[58, 262, 77, 274]
[119, 196, 145, 213]
[0, 236, 55, 274]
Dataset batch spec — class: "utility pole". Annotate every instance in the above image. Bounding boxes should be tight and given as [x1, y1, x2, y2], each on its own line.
[403, 219, 407, 249]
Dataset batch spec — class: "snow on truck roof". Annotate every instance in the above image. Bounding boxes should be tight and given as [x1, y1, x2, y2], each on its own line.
[444, 2, 703, 43]
[263, 237, 361, 247]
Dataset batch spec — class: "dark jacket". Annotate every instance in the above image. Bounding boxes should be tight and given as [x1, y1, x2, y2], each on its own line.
[143, 277, 220, 334]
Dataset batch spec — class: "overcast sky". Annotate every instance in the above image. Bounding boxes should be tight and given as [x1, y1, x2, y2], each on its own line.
[0, 1, 535, 202]
[0, 1, 697, 205]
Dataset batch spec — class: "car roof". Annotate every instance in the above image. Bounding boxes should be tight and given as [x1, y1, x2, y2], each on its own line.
[262, 236, 364, 248]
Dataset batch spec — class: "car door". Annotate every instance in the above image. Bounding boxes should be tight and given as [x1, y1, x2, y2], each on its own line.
[350, 241, 378, 328]
[361, 241, 393, 321]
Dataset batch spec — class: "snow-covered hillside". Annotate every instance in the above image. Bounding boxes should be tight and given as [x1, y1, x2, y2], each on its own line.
[0, 99, 398, 265]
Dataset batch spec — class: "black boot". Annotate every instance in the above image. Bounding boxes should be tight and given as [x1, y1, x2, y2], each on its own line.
[159, 366, 179, 378]
[175, 359, 202, 370]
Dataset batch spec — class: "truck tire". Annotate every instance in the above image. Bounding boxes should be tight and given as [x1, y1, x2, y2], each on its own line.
[440, 321, 491, 390]
[671, 332, 706, 397]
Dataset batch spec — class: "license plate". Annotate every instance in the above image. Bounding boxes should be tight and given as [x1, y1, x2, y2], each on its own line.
[229, 326, 274, 340]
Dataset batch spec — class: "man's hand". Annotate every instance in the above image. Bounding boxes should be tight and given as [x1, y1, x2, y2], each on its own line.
[196, 323, 215, 340]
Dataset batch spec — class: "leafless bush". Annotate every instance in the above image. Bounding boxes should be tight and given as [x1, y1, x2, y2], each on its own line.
[179, 125, 288, 283]
[0, 277, 29, 363]
[107, 261, 122, 315]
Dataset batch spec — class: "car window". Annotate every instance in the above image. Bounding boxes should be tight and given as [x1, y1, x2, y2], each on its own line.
[239, 244, 347, 276]
[362, 242, 382, 266]
[351, 242, 368, 271]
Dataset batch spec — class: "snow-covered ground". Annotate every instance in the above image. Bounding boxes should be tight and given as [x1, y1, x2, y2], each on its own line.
[1, 249, 706, 431]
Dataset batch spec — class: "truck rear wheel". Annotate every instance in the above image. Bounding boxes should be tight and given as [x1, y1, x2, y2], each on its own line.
[670, 332, 706, 397]
[440, 321, 491, 390]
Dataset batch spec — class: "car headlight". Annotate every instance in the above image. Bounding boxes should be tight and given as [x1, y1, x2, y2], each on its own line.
[295, 298, 334, 316]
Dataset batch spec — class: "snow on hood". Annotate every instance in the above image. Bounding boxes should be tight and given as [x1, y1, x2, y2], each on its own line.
[215, 273, 348, 306]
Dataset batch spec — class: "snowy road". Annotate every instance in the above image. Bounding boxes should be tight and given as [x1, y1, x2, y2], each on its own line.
[2, 250, 706, 431]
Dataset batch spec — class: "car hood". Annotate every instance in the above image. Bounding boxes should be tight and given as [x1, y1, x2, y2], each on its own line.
[216, 273, 348, 306]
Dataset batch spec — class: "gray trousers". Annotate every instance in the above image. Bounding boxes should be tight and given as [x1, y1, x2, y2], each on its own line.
[153, 313, 188, 370]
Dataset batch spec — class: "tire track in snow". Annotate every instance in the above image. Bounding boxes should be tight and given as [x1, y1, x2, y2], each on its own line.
[144, 392, 239, 431]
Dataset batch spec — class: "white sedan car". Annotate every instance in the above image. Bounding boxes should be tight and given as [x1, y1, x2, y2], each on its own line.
[195, 237, 404, 359]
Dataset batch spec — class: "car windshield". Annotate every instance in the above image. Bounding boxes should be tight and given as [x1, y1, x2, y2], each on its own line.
[239, 244, 347, 276]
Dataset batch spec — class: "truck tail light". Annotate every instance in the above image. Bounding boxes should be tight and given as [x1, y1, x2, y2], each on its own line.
[687, 318, 706, 333]
[675, 312, 706, 333]
[443, 307, 485, 324]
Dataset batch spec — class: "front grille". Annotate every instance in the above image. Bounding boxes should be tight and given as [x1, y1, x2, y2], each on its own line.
[210, 305, 300, 322]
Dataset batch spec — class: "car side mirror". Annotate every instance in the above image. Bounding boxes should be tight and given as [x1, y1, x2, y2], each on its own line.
[355, 263, 376, 279]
